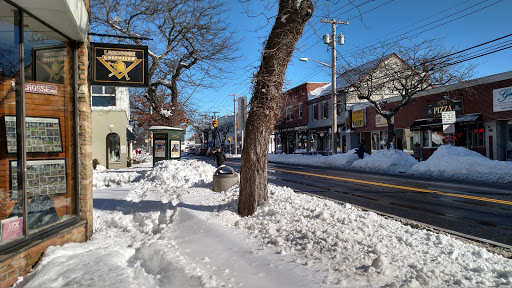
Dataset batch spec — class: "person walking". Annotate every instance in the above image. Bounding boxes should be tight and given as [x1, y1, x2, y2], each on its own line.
[356, 140, 366, 159]
[213, 147, 227, 167]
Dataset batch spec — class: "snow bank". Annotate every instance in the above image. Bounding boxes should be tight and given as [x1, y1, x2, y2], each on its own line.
[352, 148, 418, 173]
[269, 149, 361, 169]
[16, 159, 512, 288]
[410, 145, 512, 184]
[270, 145, 512, 184]
[229, 185, 512, 287]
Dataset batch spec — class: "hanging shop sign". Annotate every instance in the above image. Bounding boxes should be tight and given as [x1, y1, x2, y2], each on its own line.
[425, 96, 463, 118]
[351, 109, 365, 128]
[90, 43, 148, 87]
[493, 86, 512, 112]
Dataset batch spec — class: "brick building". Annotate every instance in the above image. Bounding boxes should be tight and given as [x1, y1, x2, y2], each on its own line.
[348, 71, 512, 161]
[272, 82, 327, 154]
[0, 1, 93, 286]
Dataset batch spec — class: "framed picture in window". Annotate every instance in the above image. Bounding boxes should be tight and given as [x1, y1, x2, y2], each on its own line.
[32, 45, 67, 84]
[10, 159, 67, 199]
[4, 116, 63, 154]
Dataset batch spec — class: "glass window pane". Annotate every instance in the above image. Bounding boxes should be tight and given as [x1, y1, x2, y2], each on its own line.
[92, 86, 102, 95]
[23, 14, 75, 234]
[0, 3, 25, 245]
[104, 86, 115, 94]
[107, 134, 121, 163]
[92, 96, 115, 107]
[422, 130, 430, 147]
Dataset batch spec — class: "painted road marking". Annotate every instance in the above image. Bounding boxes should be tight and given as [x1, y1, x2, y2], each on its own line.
[270, 167, 512, 206]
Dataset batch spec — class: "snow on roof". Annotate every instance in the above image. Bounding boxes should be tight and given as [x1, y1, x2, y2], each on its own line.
[149, 126, 183, 131]
[307, 56, 390, 101]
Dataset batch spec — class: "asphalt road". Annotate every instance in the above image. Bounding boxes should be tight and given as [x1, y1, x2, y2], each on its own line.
[186, 154, 512, 247]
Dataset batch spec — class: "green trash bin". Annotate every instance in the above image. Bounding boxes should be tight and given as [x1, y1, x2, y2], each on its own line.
[213, 166, 239, 192]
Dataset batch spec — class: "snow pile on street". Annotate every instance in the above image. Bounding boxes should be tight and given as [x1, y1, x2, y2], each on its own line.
[269, 145, 512, 184]
[352, 148, 418, 173]
[410, 145, 512, 184]
[17, 159, 512, 288]
[269, 149, 361, 169]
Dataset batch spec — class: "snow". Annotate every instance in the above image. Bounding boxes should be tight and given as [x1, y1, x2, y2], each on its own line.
[15, 148, 512, 287]
[269, 145, 512, 184]
[410, 145, 512, 184]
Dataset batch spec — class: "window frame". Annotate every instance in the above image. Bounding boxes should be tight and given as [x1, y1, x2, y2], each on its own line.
[91, 86, 117, 107]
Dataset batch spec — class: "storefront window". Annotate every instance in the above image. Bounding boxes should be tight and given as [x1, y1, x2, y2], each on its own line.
[422, 130, 430, 147]
[1, 5, 77, 246]
[471, 123, 485, 146]
[1, 2, 24, 244]
[431, 131, 444, 147]
[507, 122, 512, 161]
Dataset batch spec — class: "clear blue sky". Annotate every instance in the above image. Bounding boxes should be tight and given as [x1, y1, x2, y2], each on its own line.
[193, 0, 512, 117]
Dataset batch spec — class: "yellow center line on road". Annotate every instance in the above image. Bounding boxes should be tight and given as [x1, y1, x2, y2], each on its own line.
[269, 167, 512, 206]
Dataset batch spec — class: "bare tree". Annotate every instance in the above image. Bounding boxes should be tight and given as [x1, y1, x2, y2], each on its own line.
[91, 0, 239, 126]
[216, 121, 233, 149]
[342, 39, 476, 148]
[238, 0, 313, 217]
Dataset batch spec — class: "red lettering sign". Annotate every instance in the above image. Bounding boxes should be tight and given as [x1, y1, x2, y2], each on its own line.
[24, 83, 57, 95]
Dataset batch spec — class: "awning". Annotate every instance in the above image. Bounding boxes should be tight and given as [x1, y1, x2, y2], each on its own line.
[410, 113, 480, 131]
[126, 128, 136, 141]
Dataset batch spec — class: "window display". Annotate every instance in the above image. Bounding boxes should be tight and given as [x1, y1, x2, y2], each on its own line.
[4, 116, 62, 153]
[10, 159, 67, 198]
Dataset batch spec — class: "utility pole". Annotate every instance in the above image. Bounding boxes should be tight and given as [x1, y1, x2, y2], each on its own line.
[321, 18, 347, 155]
[229, 94, 240, 155]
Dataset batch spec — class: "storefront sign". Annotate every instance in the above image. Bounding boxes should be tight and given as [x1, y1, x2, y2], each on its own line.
[425, 96, 463, 118]
[351, 109, 365, 128]
[24, 83, 57, 95]
[493, 86, 512, 112]
[443, 124, 455, 134]
[90, 43, 148, 87]
[1, 217, 23, 242]
[375, 114, 393, 127]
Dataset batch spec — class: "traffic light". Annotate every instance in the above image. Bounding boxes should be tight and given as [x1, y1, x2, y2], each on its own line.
[228, 137, 231, 143]
[185, 118, 189, 126]
[212, 119, 218, 127]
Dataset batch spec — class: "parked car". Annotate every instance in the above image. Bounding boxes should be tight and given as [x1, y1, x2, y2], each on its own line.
[206, 147, 215, 157]
[186, 148, 198, 155]
[196, 147, 208, 156]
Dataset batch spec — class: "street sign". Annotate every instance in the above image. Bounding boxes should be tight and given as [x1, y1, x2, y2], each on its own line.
[441, 111, 456, 124]
[443, 124, 455, 134]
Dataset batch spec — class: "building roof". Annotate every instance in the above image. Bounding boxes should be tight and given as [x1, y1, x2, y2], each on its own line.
[308, 54, 401, 101]
[149, 126, 183, 131]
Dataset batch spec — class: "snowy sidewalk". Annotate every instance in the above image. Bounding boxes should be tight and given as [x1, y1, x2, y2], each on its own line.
[15, 159, 512, 287]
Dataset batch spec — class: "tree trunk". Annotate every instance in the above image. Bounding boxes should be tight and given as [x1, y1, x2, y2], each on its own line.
[386, 117, 395, 149]
[238, 0, 313, 217]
